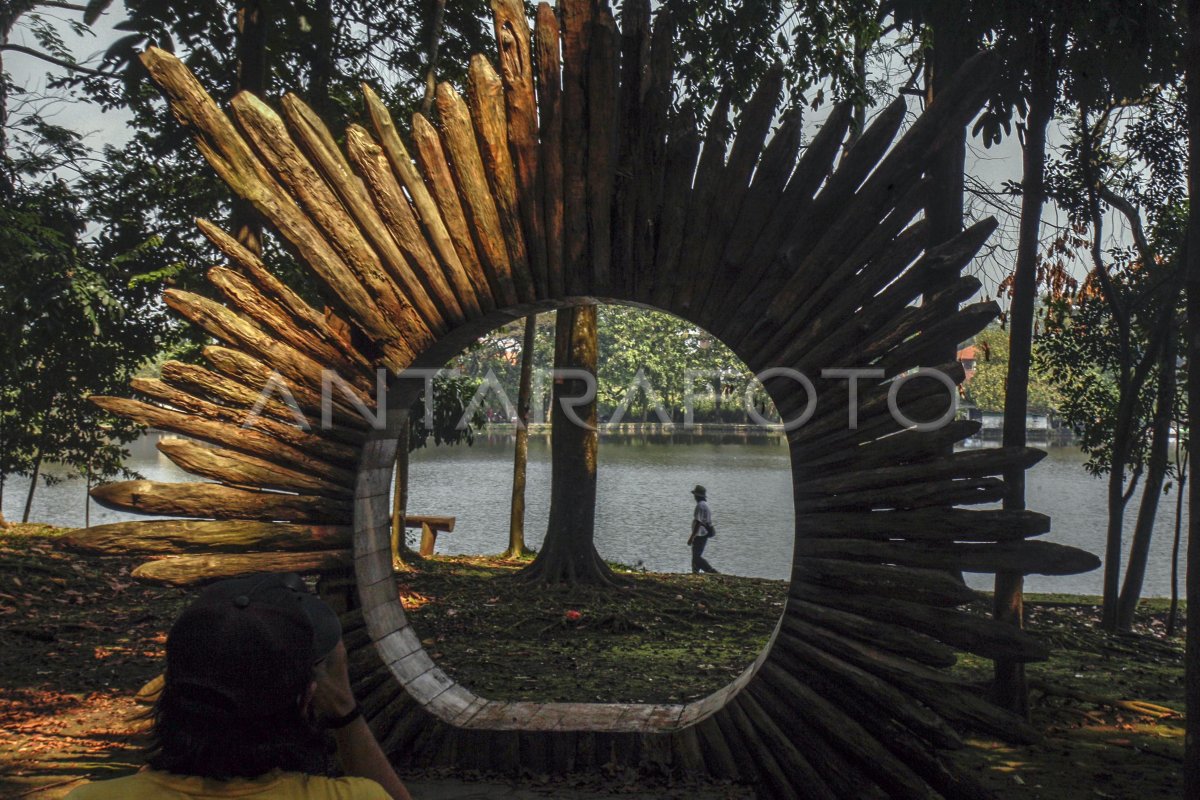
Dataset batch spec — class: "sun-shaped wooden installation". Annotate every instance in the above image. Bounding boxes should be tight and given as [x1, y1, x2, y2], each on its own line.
[70, 1, 1104, 796]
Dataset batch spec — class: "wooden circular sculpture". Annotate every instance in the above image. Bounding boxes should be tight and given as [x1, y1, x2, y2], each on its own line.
[72, 1, 1105, 797]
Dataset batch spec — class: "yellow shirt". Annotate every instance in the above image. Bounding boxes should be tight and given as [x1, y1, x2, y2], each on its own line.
[66, 769, 389, 799]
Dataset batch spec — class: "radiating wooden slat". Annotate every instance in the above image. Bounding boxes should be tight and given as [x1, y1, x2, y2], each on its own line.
[491, 0, 546, 297]
[437, 81, 521, 308]
[67, 519, 350, 555]
[411, 112, 498, 307]
[362, 85, 489, 314]
[467, 55, 535, 302]
[534, 3, 565, 297]
[89, 480, 351, 523]
[586, 8, 619, 290]
[133, 549, 354, 586]
[281, 93, 453, 331]
[130, 376, 358, 467]
[156, 438, 351, 497]
[343, 124, 478, 320]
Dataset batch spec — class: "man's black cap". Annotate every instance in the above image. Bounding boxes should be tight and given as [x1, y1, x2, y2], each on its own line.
[165, 573, 341, 720]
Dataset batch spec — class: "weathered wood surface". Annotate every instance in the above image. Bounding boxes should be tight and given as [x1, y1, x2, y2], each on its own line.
[794, 508, 1052, 542]
[156, 438, 352, 497]
[794, 539, 1101, 576]
[132, 549, 354, 586]
[534, 2, 565, 297]
[91, 396, 355, 486]
[491, 0, 545, 296]
[138, 48, 414, 368]
[66, 519, 350, 555]
[90, 480, 351, 523]
[361, 85, 486, 315]
[230, 90, 435, 350]
[280, 93, 449, 334]
[467, 55, 534, 303]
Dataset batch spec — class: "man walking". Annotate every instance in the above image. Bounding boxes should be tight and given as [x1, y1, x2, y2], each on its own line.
[687, 484, 719, 574]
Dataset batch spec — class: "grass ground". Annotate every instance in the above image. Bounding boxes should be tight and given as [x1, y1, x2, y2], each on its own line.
[0, 524, 1187, 798]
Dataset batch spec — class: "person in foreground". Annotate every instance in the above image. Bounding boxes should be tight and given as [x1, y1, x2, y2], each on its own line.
[67, 573, 411, 800]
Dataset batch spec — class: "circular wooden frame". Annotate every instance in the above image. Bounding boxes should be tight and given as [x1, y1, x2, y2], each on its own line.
[79, 2, 1104, 796]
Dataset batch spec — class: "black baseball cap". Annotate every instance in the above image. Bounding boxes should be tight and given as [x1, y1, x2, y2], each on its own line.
[165, 573, 342, 720]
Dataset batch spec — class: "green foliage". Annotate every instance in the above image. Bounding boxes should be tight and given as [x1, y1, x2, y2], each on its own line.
[965, 324, 1060, 415]
[409, 373, 487, 452]
[0, 176, 173, 493]
[448, 306, 766, 425]
[1036, 264, 1185, 478]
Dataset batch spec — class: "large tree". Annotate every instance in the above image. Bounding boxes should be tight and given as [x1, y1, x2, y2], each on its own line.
[521, 305, 615, 586]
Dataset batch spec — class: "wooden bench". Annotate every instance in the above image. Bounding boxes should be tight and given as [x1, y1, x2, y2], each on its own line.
[402, 515, 456, 556]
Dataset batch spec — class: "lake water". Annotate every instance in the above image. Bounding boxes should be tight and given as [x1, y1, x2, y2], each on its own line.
[2, 432, 1188, 597]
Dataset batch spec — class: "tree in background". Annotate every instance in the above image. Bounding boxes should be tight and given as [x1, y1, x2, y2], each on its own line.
[390, 372, 486, 567]
[964, 324, 1059, 415]
[1040, 73, 1188, 632]
[505, 314, 537, 560]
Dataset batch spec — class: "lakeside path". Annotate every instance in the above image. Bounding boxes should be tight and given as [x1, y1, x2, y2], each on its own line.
[0, 524, 1187, 799]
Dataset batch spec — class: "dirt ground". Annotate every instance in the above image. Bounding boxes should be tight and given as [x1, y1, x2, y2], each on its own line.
[0, 524, 1187, 798]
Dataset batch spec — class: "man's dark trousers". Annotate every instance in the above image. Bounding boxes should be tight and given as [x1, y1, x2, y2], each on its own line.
[692, 536, 717, 574]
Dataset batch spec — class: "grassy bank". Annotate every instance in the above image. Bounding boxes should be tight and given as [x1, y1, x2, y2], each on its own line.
[0, 523, 1188, 798]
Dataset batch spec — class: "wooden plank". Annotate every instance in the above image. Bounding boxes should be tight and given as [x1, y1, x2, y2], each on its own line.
[130, 376, 359, 467]
[89, 480, 352, 523]
[467, 55, 535, 302]
[794, 539, 1101, 576]
[162, 289, 376, 416]
[91, 396, 356, 486]
[587, 8, 619, 290]
[195, 218, 371, 373]
[230, 91, 432, 358]
[792, 508, 1052, 542]
[133, 549, 354, 586]
[362, 85, 488, 314]
[436, 81, 521, 308]
[491, 0, 546, 297]
[138, 48, 412, 368]
[792, 558, 982, 607]
[410, 112, 497, 307]
[280, 93, 449, 332]
[694, 66, 783, 319]
[791, 584, 1051, 663]
[534, 3, 565, 296]
[559, 0, 594, 295]
[342, 124, 473, 321]
[66, 519, 350, 555]
[197, 346, 371, 432]
[156, 438, 351, 498]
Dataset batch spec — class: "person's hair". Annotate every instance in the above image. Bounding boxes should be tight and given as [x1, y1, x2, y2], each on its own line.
[145, 665, 329, 780]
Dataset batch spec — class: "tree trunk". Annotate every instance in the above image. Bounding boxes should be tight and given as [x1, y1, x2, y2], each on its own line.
[308, 0, 334, 118]
[1117, 313, 1179, 630]
[420, 0, 447, 116]
[21, 446, 42, 524]
[994, 23, 1053, 717]
[390, 421, 411, 568]
[1183, 3, 1200, 793]
[521, 305, 614, 585]
[505, 314, 537, 558]
[233, 0, 268, 254]
[923, 4, 970, 591]
[1168, 432, 1186, 636]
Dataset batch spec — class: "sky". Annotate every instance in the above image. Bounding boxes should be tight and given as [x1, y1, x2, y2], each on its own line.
[6, 3, 1134, 305]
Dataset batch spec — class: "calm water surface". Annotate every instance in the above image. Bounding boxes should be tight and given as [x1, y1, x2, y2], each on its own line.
[3, 432, 1188, 597]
